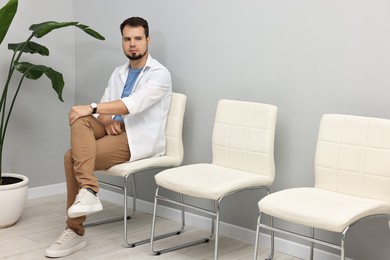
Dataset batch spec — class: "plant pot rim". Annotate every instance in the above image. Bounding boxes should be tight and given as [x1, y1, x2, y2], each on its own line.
[0, 173, 29, 190]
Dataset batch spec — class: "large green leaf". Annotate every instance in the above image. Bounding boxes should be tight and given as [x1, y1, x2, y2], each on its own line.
[29, 21, 105, 40]
[14, 62, 64, 102]
[75, 24, 105, 40]
[0, 0, 18, 45]
[14, 62, 45, 79]
[29, 21, 78, 38]
[8, 41, 49, 55]
[43, 67, 65, 102]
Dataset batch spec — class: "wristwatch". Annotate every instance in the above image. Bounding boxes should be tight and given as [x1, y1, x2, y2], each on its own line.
[90, 103, 98, 114]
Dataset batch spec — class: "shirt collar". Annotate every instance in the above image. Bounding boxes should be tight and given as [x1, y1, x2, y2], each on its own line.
[119, 54, 152, 75]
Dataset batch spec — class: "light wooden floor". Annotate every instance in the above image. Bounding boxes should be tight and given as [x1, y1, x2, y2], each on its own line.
[0, 194, 301, 260]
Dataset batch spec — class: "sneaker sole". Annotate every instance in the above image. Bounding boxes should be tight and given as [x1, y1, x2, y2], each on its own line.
[45, 240, 87, 258]
[67, 204, 103, 218]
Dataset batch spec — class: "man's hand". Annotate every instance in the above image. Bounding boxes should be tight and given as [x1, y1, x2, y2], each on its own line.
[68, 105, 92, 125]
[98, 115, 123, 135]
[104, 120, 123, 135]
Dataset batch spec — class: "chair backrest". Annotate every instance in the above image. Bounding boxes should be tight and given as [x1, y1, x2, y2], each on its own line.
[164, 92, 187, 165]
[315, 114, 390, 202]
[212, 99, 278, 179]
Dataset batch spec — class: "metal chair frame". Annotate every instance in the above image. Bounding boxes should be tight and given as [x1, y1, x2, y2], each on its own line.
[151, 186, 271, 259]
[84, 92, 187, 248]
[255, 213, 390, 260]
[86, 173, 185, 247]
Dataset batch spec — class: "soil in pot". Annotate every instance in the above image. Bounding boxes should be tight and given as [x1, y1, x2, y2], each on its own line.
[1, 176, 23, 185]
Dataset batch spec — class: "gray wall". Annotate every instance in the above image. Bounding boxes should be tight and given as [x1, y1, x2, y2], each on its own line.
[73, 1, 390, 259]
[2, 0, 390, 259]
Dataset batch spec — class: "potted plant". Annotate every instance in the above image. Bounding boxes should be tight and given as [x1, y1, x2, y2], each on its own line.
[0, 0, 105, 227]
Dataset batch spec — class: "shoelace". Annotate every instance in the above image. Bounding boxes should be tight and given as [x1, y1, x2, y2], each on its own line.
[55, 230, 72, 245]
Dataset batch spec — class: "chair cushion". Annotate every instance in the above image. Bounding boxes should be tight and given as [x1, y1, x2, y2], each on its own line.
[102, 156, 181, 177]
[155, 163, 274, 200]
[259, 187, 390, 232]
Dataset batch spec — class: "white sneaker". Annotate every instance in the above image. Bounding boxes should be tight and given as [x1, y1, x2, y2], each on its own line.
[45, 229, 87, 258]
[67, 188, 103, 218]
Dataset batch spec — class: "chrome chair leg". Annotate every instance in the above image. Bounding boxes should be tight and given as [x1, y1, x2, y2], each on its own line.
[340, 226, 349, 260]
[265, 214, 275, 260]
[254, 213, 261, 260]
[254, 211, 275, 260]
[210, 200, 216, 240]
[123, 174, 179, 248]
[150, 188, 159, 251]
[151, 186, 210, 256]
[122, 174, 136, 247]
[264, 188, 275, 260]
[85, 174, 137, 248]
[258, 211, 275, 260]
[310, 227, 314, 260]
[214, 199, 222, 260]
[129, 190, 185, 248]
[150, 187, 188, 254]
[129, 174, 136, 217]
[85, 174, 135, 228]
[388, 216, 390, 231]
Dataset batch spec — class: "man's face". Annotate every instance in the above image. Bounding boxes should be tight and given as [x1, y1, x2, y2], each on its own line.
[122, 25, 149, 61]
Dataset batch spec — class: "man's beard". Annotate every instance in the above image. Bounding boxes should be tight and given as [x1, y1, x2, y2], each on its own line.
[126, 49, 147, 60]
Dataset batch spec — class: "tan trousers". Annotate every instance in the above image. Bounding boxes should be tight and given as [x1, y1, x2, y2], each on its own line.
[64, 115, 130, 235]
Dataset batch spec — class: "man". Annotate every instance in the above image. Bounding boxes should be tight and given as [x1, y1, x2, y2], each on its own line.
[45, 17, 172, 258]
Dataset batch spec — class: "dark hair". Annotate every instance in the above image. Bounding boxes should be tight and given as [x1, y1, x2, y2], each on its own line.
[120, 17, 149, 38]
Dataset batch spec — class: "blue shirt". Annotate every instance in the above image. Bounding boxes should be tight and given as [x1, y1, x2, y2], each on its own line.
[113, 68, 142, 122]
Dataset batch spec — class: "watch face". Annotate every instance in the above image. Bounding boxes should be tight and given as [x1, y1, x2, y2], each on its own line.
[90, 103, 98, 114]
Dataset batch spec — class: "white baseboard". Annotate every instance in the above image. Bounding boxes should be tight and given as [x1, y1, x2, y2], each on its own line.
[28, 183, 350, 260]
[27, 182, 67, 199]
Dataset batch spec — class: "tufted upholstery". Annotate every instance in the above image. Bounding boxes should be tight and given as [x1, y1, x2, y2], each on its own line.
[155, 99, 277, 200]
[256, 114, 390, 259]
[212, 100, 277, 176]
[314, 114, 390, 201]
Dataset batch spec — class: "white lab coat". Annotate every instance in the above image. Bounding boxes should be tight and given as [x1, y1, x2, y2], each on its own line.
[100, 54, 172, 161]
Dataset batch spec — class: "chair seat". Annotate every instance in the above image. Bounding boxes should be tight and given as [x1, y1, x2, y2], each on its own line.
[102, 155, 181, 177]
[259, 187, 390, 232]
[155, 163, 274, 200]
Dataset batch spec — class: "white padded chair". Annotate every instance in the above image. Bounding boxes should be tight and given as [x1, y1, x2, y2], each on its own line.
[255, 114, 390, 260]
[87, 92, 187, 247]
[150, 99, 278, 259]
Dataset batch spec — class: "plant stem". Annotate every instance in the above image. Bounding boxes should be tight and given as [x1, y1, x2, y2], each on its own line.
[3, 72, 27, 145]
[0, 33, 34, 181]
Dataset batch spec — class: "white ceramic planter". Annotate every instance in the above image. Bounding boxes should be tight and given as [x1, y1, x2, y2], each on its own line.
[0, 173, 29, 228]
